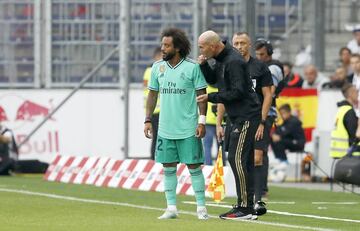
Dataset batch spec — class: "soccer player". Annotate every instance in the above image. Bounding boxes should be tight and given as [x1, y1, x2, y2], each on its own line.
[144, 28, 208, 220]
[197, 30, 261, 220]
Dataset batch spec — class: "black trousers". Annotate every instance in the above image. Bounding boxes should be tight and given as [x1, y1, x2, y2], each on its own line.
[271, 139, 304, 161]
[150, 113, 159, 160]
[227, 120, 259, 208]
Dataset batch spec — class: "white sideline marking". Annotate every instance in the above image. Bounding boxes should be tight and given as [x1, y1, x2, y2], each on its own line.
[312, 202, 359, 205]
[266, 201, 296, 204]
[205, 201, 296, 205]
[0, 188, 334, 231]
[183, 201, 360, 224]
[205, 201, 357, 205]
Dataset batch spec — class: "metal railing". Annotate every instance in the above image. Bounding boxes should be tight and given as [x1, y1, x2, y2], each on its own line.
[0, 0, 308, 88]
[0, 0, 37, 88]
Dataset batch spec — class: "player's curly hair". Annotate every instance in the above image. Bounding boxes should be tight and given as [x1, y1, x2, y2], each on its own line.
[161, 28, 191, 58]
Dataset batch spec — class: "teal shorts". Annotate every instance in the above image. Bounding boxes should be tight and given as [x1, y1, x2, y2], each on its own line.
[155, 135, 204, 164]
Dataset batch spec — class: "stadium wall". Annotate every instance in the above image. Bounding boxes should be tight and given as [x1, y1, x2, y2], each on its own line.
[0, 89, 150, 163]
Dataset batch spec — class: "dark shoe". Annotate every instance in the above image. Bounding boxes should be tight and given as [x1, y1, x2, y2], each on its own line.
[219, 205, 253, 220]
[254, 201, 267, 216]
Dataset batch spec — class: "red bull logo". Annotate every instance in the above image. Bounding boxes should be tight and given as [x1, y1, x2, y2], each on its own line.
[0, 94, 54, 125]
[15, 100, 53, 122]
[0, 106, 8, 121]
[0, 93, 59, 157]
[16, 131, 60, 155]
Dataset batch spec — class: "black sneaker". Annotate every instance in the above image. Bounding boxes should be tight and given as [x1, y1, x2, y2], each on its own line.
[219, 205, 253, 220]
[254, 201, 267, 216]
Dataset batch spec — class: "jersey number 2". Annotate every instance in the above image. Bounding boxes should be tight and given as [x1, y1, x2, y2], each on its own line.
[157, 139, 163, 151]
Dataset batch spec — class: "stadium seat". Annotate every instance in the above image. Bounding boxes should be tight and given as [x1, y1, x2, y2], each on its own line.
[9, 36, 33, 43]
[271, 0, 298, 6]
[15, 56, 34, 62]
[180, 13, 192, 20]
[271, 0, 286, 6]
[213, 14, 226, 20]
[99, 76, 117, 83]
[142, 35, 159, 41]
[17, 76, 34, 83]
[0, 76, 9, 83]
[144, 14, 161, 20]
[69, 76, 83, 83]
[106, 62, 118, 69]
[173, 23, 192, 30]
[51, 13, 61, 20]
[269, 14, 286, 28]
[258, 14, 287, 31]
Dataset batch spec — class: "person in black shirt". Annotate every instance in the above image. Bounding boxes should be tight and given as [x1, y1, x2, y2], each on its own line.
[271, 104, 306, 162]
[196, 30, 261, 220]
[232, 32, 273, 215]
[216, 32, 272, 216]
[255, 39, 284, 200]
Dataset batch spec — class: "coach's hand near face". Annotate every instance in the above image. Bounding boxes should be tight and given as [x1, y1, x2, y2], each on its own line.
[196, 94, 208, 103]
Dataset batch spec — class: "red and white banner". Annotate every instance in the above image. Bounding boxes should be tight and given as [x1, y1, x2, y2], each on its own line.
[44, 155, 237, 197]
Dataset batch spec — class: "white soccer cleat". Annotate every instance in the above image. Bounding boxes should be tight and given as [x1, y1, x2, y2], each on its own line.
[158, 209, 178, 219]
[197, 207, 209, 220]
[275, 161, 289, 171]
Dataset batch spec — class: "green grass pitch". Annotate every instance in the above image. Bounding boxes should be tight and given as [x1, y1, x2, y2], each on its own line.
[0, 175, 359, 231]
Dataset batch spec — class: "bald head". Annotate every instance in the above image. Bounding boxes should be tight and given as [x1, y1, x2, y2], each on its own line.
[199, 30, 221, 45]
[304, 64, 318, 85]
[304, 64, 317, 72]
[198, 30, 224, 59]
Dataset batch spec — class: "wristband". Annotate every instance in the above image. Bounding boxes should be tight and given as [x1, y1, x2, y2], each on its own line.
[144, 116, 151, 124]
[260, 119, 266, 125]
[198, 115, 206, 125]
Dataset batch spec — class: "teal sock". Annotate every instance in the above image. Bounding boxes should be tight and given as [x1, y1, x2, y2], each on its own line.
[189, 167, 206, 206]
[164, 167, 177, 206]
